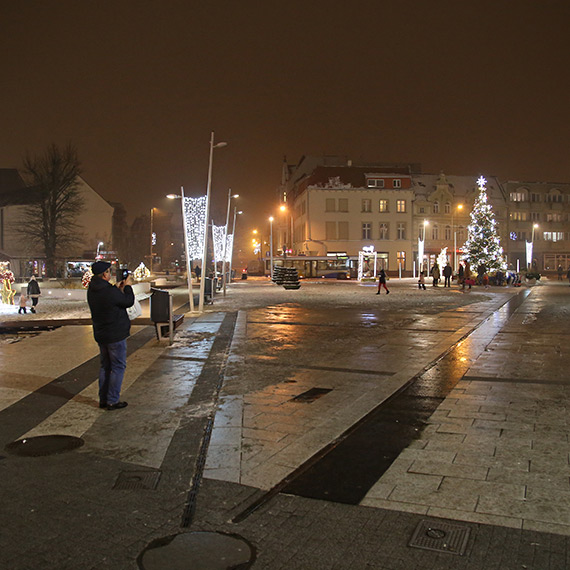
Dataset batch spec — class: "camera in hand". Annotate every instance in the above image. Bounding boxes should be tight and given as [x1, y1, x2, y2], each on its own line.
[120, 268, 130, 281]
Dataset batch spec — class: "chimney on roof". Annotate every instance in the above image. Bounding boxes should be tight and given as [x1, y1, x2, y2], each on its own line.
[347, 159, 352, 167]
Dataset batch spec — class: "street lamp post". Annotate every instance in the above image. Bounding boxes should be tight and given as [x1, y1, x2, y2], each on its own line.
[452, 204, 464, 272]
[269, 216, 274, 279]
[222, 189, 239, 297]
[228, 207, 242, 281]
[279, 204, 294, 254]
[150, 207, 156, 275]
[422, 220, 429, 273]
[199, 132, 227, 313]
[96, 241, 104, 258]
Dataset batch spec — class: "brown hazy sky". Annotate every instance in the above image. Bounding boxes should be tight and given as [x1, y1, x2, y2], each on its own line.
[2, 0, 570, 229]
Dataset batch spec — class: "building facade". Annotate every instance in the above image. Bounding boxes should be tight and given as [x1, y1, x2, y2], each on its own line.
[0, 169, 114, 278]
[503, 180, 570, 272]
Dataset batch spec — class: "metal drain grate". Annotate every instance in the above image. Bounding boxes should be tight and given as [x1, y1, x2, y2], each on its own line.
[113, 470, 161, 490]
[290, 387, 332, 403]
[409, 519, 470, 555]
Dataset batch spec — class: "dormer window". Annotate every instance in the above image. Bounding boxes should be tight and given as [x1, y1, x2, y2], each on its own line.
[393, 179, 402, 188]
[367, 179, 385, 188]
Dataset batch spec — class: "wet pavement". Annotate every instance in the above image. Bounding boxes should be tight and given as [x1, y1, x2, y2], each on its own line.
[1, 278, 570, 568]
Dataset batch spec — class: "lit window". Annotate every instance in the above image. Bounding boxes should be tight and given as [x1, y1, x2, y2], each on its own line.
[396, 200, 406, 213]
[379, 199, 388, 212]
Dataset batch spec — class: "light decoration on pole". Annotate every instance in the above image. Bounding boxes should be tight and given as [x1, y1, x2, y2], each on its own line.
[133, 262, 151, 281]
[225, 233, 234, 263]
[358, 246, 377, 281]
[212, 224, 226, 266]
[182, 195, 207, 260]
[437, 247, 448, 270]
[526, 223, 539, 269]
[462, 176, 506, 271]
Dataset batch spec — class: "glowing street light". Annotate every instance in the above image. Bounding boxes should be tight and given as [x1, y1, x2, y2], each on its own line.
[452, 204, 464, 271]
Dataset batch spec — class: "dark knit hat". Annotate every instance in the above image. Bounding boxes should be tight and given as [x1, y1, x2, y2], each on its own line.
[92, 261, 111, 275]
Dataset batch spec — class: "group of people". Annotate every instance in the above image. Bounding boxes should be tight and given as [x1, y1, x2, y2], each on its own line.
[417, 261, 481, 292]
[17, 275, 41, 314]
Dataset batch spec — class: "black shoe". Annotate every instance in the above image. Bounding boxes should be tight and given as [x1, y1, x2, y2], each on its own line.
[106, 401, 128, 410]
[386, 290, 390, 294]
[376, 292, 380, 295]
[99, 402, 107, 409]
[31, 308, 36, 313]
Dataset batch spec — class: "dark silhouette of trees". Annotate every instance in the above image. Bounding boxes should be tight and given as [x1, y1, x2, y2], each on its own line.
[18, 143, 85, 277]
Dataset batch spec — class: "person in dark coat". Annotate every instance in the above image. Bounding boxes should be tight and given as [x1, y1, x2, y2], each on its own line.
[27, 275, 41, 313]
[376, 268, 390, 295]
[87, 261, 134, 410]
[443, 263, 452, 287]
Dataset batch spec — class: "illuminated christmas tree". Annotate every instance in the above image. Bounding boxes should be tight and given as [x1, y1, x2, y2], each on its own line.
[462, 176, 506, 271]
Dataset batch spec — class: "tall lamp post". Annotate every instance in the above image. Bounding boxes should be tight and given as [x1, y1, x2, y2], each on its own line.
[269, 216, 274, 279]
[279, 204, 294, 254]
[452, 204, 464, 272]
[222, 189, 239, 297]
[150, 207, 156, 275]
[229, 207, 242, 280]
[421, 220, 429, 273]
[199, 132, 227, 313]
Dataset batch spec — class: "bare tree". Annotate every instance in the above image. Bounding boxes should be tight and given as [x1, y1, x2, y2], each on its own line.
[18, 143, 85, 277]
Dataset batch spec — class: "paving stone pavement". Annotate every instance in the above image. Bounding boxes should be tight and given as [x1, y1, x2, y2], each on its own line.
[1, 279, 570, 569]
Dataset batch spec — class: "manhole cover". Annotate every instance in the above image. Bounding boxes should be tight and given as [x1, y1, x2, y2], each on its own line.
[5, 435, 84, 457]
[409, 519, 470, 555]
[139, 531, 255, 570]
[290, 387, 332, 403]
[114, 470, 161, 490]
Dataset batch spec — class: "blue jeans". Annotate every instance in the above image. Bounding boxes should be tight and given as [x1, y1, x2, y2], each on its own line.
[98, 339, 127, 405]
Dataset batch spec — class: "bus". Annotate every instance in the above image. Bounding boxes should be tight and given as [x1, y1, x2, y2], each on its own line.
[263, 255, 358, 279]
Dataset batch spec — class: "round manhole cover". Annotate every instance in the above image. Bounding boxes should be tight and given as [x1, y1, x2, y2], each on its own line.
[5, 435, 84, 457]
[139, 531, 255, 570]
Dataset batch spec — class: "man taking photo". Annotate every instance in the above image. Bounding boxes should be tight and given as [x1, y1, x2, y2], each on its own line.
[87, 261, 134, 411]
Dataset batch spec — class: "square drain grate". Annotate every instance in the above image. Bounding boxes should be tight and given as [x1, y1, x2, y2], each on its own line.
[113, 470, 161, 490]
[409, 519, 470, 555]
[290, 387, 332, 403]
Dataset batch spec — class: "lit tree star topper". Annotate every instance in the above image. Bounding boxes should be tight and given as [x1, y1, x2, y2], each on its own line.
[462, 175, 506, 271]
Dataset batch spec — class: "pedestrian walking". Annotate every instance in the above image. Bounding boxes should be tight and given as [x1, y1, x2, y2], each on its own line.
[430, 263, 440, 286]
[18, 292, 28, 314]
[443, 263, 452, 287]
[27, 275, 41, 313]
[376, 268, 390, 295]
[558, 265, 564, 281]
[462, 261, 473, 292]
[482, 273, 490, 289]
[418, 271, 426, 290]
[87, 260, 135, 411]
[458, 262, 465, 288]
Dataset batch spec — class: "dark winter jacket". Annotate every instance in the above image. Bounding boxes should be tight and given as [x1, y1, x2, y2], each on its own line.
[87, 276, 134, 345]
[443, 265, 452, 278]
[27, 279, 41, 297]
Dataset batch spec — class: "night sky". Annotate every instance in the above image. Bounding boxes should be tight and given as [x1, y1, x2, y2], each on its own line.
[2, 1, 570, 230]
